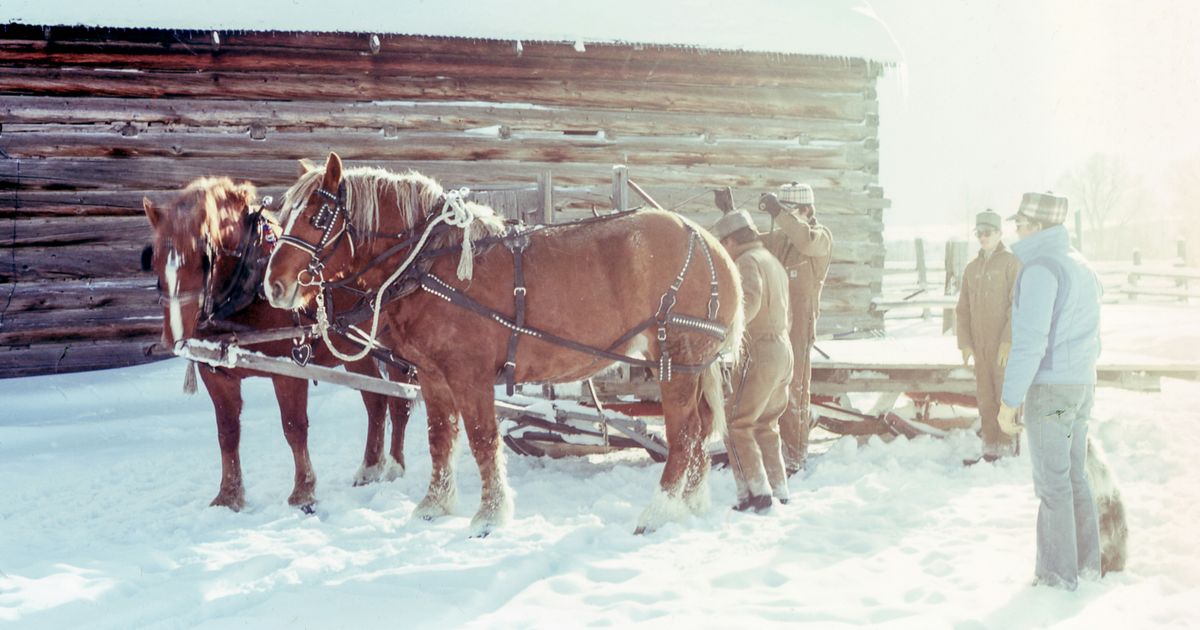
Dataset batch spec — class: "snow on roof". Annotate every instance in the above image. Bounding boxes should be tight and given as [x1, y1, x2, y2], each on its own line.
[0, 0, 902, 63]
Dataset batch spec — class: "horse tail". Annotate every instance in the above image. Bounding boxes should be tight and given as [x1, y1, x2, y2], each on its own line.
[701, 241, 745, 441]
[700, 360, 727, 439]
[1086, 435, 1128, 575]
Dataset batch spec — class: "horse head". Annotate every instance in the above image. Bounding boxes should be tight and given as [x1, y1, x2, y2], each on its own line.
[142, 177, 259, 346]
[265, 151, 497, 310]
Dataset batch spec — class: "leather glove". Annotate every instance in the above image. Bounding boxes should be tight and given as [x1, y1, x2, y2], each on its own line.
[998, 403, 1023, 436]
[997, 341, 1011, 368]
[714, 187, 735, 214]
[758, 192, 783, 218]
[961, 347, 973, 366]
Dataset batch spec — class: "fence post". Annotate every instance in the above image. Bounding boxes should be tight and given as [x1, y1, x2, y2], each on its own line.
[1177, 239, 1189, 302]
[943, 239, 969, 334]
[1127, 248, 1142, 302]
[538, 170, 554, 225]
[611, 165, 629, 212]
[915, 238, 928, 319]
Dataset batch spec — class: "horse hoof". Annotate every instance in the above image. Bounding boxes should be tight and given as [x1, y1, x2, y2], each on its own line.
[353, 464, 384, 487]
[210, 494, 245, 512]
[413, 498, 452, 521]
[299, 503, 317, 515]
[633, 526, 648, 536]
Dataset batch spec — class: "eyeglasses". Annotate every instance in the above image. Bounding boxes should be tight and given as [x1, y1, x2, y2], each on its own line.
[974, 228, 997, 237]
[1014, 218, 1035, 230]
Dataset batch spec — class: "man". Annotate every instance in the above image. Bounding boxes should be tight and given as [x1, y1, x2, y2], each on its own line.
[759, 183, 833, 475]
[712, 209, 793, 512]
[956, 209, 1021, 464]
[998, 191, 1103, 590]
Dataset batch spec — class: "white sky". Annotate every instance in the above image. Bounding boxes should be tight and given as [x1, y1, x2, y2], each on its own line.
[871, 0, 1200, 227]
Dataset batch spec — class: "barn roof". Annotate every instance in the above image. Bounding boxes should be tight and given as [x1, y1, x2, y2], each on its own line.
[0, 0, 902, 64]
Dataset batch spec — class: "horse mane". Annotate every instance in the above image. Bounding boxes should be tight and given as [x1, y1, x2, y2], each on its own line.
[279, 166, 508, 250]
[173, 176, 258, 251]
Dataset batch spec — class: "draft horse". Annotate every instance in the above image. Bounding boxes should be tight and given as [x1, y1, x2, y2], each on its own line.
[142, 176, 414, 512]
[264, 152, 744, 534]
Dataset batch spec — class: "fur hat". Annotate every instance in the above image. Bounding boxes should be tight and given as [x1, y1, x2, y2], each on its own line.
[975, 209, 1002, 231]
[1009, 191, 1068, 225]
[779, 182, 815, 206]
[711, 210, 756, 240]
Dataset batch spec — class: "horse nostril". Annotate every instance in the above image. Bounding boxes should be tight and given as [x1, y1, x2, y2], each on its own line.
[271, 281, 285, 300]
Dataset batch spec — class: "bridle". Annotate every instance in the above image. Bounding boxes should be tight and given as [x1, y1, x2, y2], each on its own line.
[273, 181, 478, 363]
[276, 182, 356, 284]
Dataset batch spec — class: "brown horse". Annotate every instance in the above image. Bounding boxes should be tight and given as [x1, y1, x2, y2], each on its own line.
[142, 176, 414, 512]
[264, 152, 744, 534]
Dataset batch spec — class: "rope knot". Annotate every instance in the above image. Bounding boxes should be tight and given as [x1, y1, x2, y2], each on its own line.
[441, 188, 477, 281]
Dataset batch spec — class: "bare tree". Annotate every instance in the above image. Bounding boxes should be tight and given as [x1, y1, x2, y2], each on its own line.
[1059, 153, 1138, 257]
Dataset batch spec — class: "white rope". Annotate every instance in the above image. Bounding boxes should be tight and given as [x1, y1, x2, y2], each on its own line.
[309, 188, 476, 363]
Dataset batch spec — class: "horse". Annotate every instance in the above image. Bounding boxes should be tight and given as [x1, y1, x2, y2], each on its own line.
[142, 176, 415, 512]
[263, 152, 744, 534]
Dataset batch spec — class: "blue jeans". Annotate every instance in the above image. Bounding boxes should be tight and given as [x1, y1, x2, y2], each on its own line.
[1024, 384, 1102, 589]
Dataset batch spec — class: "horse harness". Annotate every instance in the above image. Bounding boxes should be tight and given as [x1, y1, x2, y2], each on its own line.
[283, 183, 730, 396]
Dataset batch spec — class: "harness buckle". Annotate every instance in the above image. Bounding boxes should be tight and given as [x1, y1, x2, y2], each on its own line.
[513, 286, 527, 297]
[503, 361, 517, 369]
[656, 326, 668, 342]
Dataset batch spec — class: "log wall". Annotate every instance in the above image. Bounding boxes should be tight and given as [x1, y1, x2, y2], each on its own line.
[0, 26, 889, 377]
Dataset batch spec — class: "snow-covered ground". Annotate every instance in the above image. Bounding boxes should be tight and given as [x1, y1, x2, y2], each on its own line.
[2, 305, 1199, 629]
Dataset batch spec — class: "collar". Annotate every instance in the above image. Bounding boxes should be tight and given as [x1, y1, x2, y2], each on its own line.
[1011, 224, 1070, 263]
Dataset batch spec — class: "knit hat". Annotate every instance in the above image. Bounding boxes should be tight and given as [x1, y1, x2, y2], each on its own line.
[975, 209, 1002, 231]
[711, 210, 756, 240]
[779, 182, 815, 205]
[1009, 191, 1068, 225]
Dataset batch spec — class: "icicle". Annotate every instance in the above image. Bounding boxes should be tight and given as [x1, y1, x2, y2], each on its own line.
[183, 360, 198, 395]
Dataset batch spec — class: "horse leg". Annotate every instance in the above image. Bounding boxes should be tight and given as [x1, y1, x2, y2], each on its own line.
[413, 377, 460, 520]
[345, 359, 391, 486]
[460, 389, 513, 537]
[636, 372, 710, 534]
[200, 368, 246, 511]
[271, 376, 317, 511]
[384, 363, 413, 479]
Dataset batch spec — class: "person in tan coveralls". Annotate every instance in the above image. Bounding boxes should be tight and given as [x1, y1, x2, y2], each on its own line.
[956, 209, 1021, 463]
[758, 184, 833, 475]
[712, 209, 793, 513]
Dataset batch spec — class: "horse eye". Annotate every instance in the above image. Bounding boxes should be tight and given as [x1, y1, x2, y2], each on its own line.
[141, 245, 154, 272]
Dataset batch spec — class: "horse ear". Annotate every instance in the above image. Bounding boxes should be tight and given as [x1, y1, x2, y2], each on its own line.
[143, 197, 164, 229]
[323, 152, 343, 185]
[297, 158, 316, 176]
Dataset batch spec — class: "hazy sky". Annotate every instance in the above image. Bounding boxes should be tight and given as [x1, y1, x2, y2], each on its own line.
[869, 0, 1200, 230]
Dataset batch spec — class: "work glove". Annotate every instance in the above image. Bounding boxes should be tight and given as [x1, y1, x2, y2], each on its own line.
[961, 347, 973, 366]
[714, 187, 735, 214]
[997, 341, 1011, 368]
[998, 403, 1023, 436]
[758, 192, 783, 219]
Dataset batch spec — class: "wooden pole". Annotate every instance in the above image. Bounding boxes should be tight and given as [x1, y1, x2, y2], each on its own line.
[611, 165, 629, 212]
[943, 239, 969, 333]
[1127, 248, 1142, 302]
[1177, 239, 1189, 302]
[538, 170, 554, 225]
[915, 238, 928, 320]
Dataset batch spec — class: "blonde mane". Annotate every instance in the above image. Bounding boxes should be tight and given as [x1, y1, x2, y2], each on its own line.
[280, 166, 508, 250]
[173, 176, 257, 251]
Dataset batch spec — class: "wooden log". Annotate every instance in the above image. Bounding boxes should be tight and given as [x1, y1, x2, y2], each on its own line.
[9, 216, 150, 247]
[0, 335, 165, 378]
[0, 157, 880, 193]
[0, 44, 880, 92]
[0, 128, 878, 171]
[2, 277, 156, 313]
[0, 28, 883, 78]
[2, 243, 146, 281]
[0, 67, 876, 121]
[0, 95, 879, 144]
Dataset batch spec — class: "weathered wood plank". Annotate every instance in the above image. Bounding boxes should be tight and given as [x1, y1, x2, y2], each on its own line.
[1, 243, 146, 281]
[0, 158, 880, 193]
[9, 216, 150, 247]
[2, 277, 156, 312]
[0, 129, 877, 173]
[0, 335, 166, 378]
[0, 95, 878, 143]
[0, 67, 876, 120]
[0, 44, 879, 91]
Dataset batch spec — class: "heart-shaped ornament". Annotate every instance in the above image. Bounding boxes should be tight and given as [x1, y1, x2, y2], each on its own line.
[291, 344, 312, 367]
